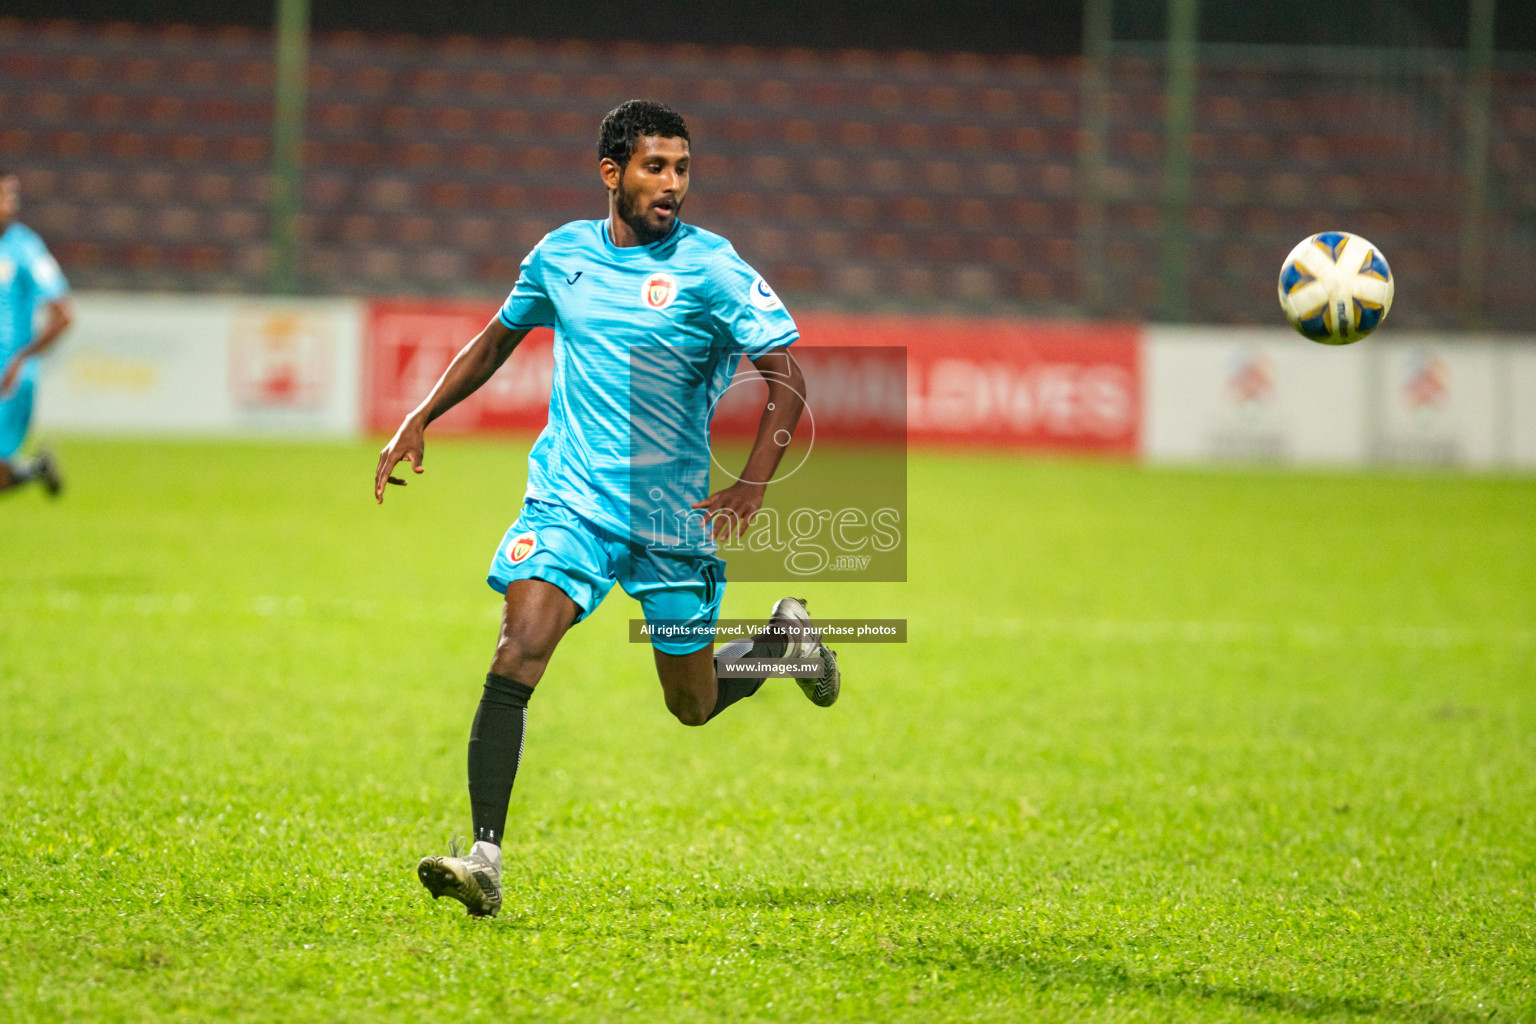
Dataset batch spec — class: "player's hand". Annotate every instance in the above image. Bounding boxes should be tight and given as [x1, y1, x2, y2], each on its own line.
[692, 481, 766, 540]
[375, 416, 426, 504]
[0, 358, 18, 397]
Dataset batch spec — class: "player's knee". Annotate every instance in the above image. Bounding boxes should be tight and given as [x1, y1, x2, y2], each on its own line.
[489, 637, 552, 684]
[662, 690, 710, 727]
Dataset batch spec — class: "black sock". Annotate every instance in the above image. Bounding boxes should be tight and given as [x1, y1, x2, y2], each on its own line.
[467, 672, 534, 846]
[707, 623, 790, 721]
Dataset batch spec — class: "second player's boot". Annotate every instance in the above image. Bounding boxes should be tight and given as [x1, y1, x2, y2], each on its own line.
[32, 450, 62, 497]
[769, 596, 841, 707]
[417, 839, 502, 918]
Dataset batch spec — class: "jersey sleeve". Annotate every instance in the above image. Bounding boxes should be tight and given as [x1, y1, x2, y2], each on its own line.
[706, 245, 798, 357]
[21, 230, 69, 303]
[497, 238, 556, 329]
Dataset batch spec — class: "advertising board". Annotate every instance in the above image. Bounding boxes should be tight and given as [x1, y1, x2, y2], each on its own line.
[34, 294, 362, 436]
[1142, 326, 1369, 464]
[364, 304, 1140, 453]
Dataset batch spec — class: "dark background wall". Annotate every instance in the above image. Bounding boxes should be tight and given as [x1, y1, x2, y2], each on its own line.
[6, 0, 1535, 54]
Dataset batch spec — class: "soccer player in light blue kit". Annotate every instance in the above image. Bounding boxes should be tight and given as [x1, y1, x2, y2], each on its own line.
[374, 101, 841, 917]
[0, 168, 72, 496]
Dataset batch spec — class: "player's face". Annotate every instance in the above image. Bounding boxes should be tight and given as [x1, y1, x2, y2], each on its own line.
[603, 135, 689, 242]
[0, 176, 17, 225]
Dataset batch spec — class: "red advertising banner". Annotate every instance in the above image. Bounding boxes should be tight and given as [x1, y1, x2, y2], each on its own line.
[365, 301, 1140, 453]
[364, 298, 553, 434]
[795, 313, 1140, 453]
[707, 344, 908, 444]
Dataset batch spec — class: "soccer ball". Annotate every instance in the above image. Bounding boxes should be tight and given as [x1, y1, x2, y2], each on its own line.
[1277, 231, 1394, 345]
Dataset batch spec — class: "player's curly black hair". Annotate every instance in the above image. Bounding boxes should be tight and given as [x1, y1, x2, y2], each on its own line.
[598, 100, 690, 169]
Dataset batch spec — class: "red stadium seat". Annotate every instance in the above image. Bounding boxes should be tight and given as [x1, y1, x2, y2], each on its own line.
[179, 59, 219, 88]
[777, 265, 820, 292]
[434, 107, 476, 135]
[476, 254, 523, 283]
[228, 137, 268, 163]
[30, 201, 78, 235]
[0, 128, 34, 156]
[59, 55, 102, 85]
[362, 246, 404, 281]
[418, 248, 466, 281]
[125, 242, 163, 270]
[392, 215, 436, 247]
[339, 214, 379, 245]
[215, 209, 262, 243]
[1018, 269, 1053, 302]
[450, 216, 496, 251]
[26, 90, 70, 122]
[0, 18, 1518, 323]
[82, 93, 128, 121]
[129, 169, 175, 202]
[167, 135, 208, 162]
[108, 132, 149, 159]
[154, 207, 199, 241]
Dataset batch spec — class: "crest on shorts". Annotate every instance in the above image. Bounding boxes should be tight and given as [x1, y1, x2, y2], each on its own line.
[640, 272, 678, 310]
[507, 532, 537, 563]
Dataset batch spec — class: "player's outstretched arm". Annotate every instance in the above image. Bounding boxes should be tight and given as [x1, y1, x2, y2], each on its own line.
[692, 349, 806, 539]
[374, 319, 531, 504]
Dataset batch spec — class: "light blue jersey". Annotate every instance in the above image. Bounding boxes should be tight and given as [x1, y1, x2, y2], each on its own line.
[0, 222, 68, 459]
[498, 218, 797, 545]
[0, 222, 69, 365]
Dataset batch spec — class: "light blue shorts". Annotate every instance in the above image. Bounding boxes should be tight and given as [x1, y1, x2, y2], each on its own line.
[487, 499, 725, 656]
[0, 360, 39, 460]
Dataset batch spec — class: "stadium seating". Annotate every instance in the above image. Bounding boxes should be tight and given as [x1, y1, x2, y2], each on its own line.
[0, 17, 1532, 328]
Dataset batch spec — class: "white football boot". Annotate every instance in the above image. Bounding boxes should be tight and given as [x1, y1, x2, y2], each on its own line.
[417, 839, 502, 918]
[770, 597, 841, 707]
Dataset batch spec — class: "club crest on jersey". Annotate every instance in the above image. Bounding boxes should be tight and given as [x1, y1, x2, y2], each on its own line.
[640, 272, 678, 310]
[749, 275, 783, 311]
[506, 532, 537, 563]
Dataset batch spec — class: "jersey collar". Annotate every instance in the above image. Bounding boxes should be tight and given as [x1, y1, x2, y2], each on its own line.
[597, 217, 681, 259]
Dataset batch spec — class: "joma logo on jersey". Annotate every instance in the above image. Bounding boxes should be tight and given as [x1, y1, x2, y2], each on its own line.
[640, 273, 678, 310]
[507, 533, 537, 563]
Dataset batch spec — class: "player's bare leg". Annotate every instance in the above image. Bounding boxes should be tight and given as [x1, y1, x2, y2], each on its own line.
[653, 597, 840, 726]
[488, 577, 580, 683]
[417, 578, 578, 918]
[653, 645, 717, 725]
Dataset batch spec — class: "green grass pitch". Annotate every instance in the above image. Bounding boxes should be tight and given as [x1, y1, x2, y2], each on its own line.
[2, 438, 1533, 1022]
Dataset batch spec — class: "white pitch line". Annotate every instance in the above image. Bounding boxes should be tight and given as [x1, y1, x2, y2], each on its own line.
[4, 591, 1532, 650]
[0, 590, 499, 624]
[970, 617, 1536, 650]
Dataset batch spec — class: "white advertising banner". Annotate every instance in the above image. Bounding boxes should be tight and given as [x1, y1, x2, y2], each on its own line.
[26, 296, 1536, 466]
[33, 294, 364, 436]
[1145, 327, 1535, 469]
[1503, 346, 1536, 468]
[1365, 338, 1502, 467]
[1143, 326, 1369, 464]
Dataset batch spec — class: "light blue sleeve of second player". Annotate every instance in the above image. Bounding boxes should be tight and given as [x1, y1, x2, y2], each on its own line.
[706, 245, 798, 357]
[21, 228, 69, 303]
[497, 238, 557, 330]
